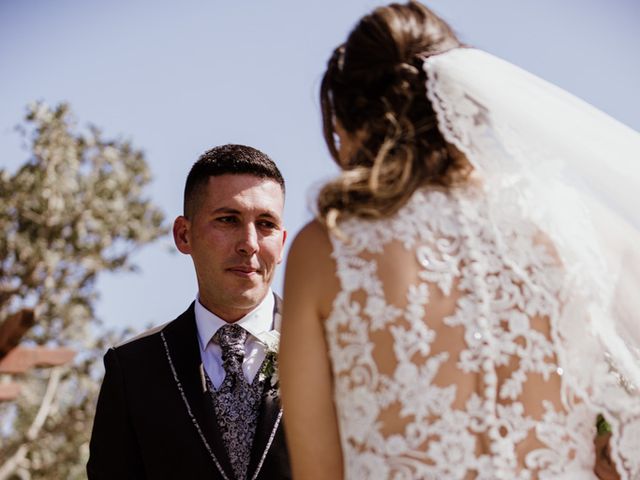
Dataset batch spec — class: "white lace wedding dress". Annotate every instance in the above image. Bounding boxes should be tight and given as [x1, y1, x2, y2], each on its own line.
[325, 183, 601, 479]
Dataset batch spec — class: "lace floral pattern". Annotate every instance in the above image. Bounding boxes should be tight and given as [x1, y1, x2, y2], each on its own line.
[422, 48, 640, 478]
[326, 187, 601, 479]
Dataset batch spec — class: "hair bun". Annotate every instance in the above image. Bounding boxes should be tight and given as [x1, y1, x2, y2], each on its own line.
[318, 1, 470, 225]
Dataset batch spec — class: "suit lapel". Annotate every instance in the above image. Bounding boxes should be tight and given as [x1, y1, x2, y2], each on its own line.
[272, 293, 283, 331]
[247, 294, 284, 479]
[247, 383, 283, 479]
[161, 304, 234, 479]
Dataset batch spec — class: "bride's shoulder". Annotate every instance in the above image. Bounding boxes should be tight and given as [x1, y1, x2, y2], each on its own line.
[287, 220, 334, 269]
[290, 219, 331, 250]
[285, 220, 340, 318]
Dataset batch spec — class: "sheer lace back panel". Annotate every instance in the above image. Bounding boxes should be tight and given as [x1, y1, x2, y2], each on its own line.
[325, 185, 597, 480]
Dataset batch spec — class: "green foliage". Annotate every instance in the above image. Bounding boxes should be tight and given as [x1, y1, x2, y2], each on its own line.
[597, 413, 612, 436]
[0, 102, 167, 479]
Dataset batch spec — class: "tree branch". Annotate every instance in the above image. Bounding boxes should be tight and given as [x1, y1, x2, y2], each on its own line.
[0, 366, 64, 480]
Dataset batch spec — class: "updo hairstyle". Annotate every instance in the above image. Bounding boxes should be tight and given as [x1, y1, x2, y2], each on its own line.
[317, 1, 472, 227]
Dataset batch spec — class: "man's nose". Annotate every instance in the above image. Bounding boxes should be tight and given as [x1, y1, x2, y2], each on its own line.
[236, 224, 259, 256]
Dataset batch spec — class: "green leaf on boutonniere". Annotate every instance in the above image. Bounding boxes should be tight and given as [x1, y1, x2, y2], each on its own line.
[596, 414, 612, 436]
[255, 331, 279, 388]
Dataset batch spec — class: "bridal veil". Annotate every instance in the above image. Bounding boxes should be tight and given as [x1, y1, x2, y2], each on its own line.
[423, 48, 640, 477]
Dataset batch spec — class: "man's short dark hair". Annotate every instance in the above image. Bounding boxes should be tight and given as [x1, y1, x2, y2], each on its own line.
[184, 144, 285, 218]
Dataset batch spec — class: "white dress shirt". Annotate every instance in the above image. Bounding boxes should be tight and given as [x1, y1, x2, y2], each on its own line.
[194, 291, 275, 390]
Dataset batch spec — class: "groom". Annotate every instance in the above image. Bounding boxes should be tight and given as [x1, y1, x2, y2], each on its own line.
[87, 144, 291, 479]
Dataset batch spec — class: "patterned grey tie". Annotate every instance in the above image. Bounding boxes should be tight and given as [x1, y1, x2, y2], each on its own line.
[212, 324, 259, 480]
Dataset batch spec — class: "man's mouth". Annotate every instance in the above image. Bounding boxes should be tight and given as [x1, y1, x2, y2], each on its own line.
[227, 266, 260, 277]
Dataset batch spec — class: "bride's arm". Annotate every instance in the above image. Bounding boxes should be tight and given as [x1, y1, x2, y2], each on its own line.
[280, 221, 343, 480]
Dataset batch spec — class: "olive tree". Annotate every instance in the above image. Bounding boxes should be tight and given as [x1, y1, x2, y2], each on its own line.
[0, 102, 166, 479]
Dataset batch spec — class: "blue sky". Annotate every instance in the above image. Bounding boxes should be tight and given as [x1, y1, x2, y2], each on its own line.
[1, 0, 638, 331]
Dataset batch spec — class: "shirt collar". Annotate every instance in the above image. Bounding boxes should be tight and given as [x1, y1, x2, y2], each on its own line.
[194, 290, 275, 350]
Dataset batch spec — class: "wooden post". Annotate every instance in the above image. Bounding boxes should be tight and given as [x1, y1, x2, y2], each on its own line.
[0, 309, 75, 401]
[0, 309, 35, 360]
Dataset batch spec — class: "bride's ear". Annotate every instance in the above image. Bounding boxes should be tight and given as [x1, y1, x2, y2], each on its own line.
[173, 216, 192, 255]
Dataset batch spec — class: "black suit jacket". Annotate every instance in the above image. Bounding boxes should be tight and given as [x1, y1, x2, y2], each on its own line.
[87, 299, 291, 479]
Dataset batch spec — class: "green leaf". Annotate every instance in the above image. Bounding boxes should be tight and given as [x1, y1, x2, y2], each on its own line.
[597, 413, 612, 436]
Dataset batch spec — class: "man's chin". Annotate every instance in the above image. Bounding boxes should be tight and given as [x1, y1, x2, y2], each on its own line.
[229, 288, 269, 310]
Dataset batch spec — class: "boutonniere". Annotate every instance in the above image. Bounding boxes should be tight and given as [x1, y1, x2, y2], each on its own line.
[255, 330, 279, 390]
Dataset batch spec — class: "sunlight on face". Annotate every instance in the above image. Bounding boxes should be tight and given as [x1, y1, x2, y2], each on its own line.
[176, 174, 286, 322]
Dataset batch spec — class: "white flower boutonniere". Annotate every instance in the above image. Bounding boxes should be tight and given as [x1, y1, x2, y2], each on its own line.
[255, 330, 279, 390]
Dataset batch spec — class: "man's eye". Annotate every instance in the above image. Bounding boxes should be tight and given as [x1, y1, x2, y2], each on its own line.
[216, 216, 237, 224]
[258, 221, 277, 229]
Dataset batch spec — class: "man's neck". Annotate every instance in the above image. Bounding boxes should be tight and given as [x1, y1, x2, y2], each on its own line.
[197, 292, 272, 324]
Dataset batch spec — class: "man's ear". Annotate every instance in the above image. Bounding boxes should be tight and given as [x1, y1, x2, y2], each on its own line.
[173, 216, 192, 254]
[277, 229, 288, 264]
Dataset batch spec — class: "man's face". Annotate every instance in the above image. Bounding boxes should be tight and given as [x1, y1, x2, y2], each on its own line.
[173, 174, 286, 322]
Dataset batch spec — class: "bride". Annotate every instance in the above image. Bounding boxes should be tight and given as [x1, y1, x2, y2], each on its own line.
[279, 1, 640, 479]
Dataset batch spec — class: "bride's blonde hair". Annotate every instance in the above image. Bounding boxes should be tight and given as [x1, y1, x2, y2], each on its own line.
[318, 1, 471, 228]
